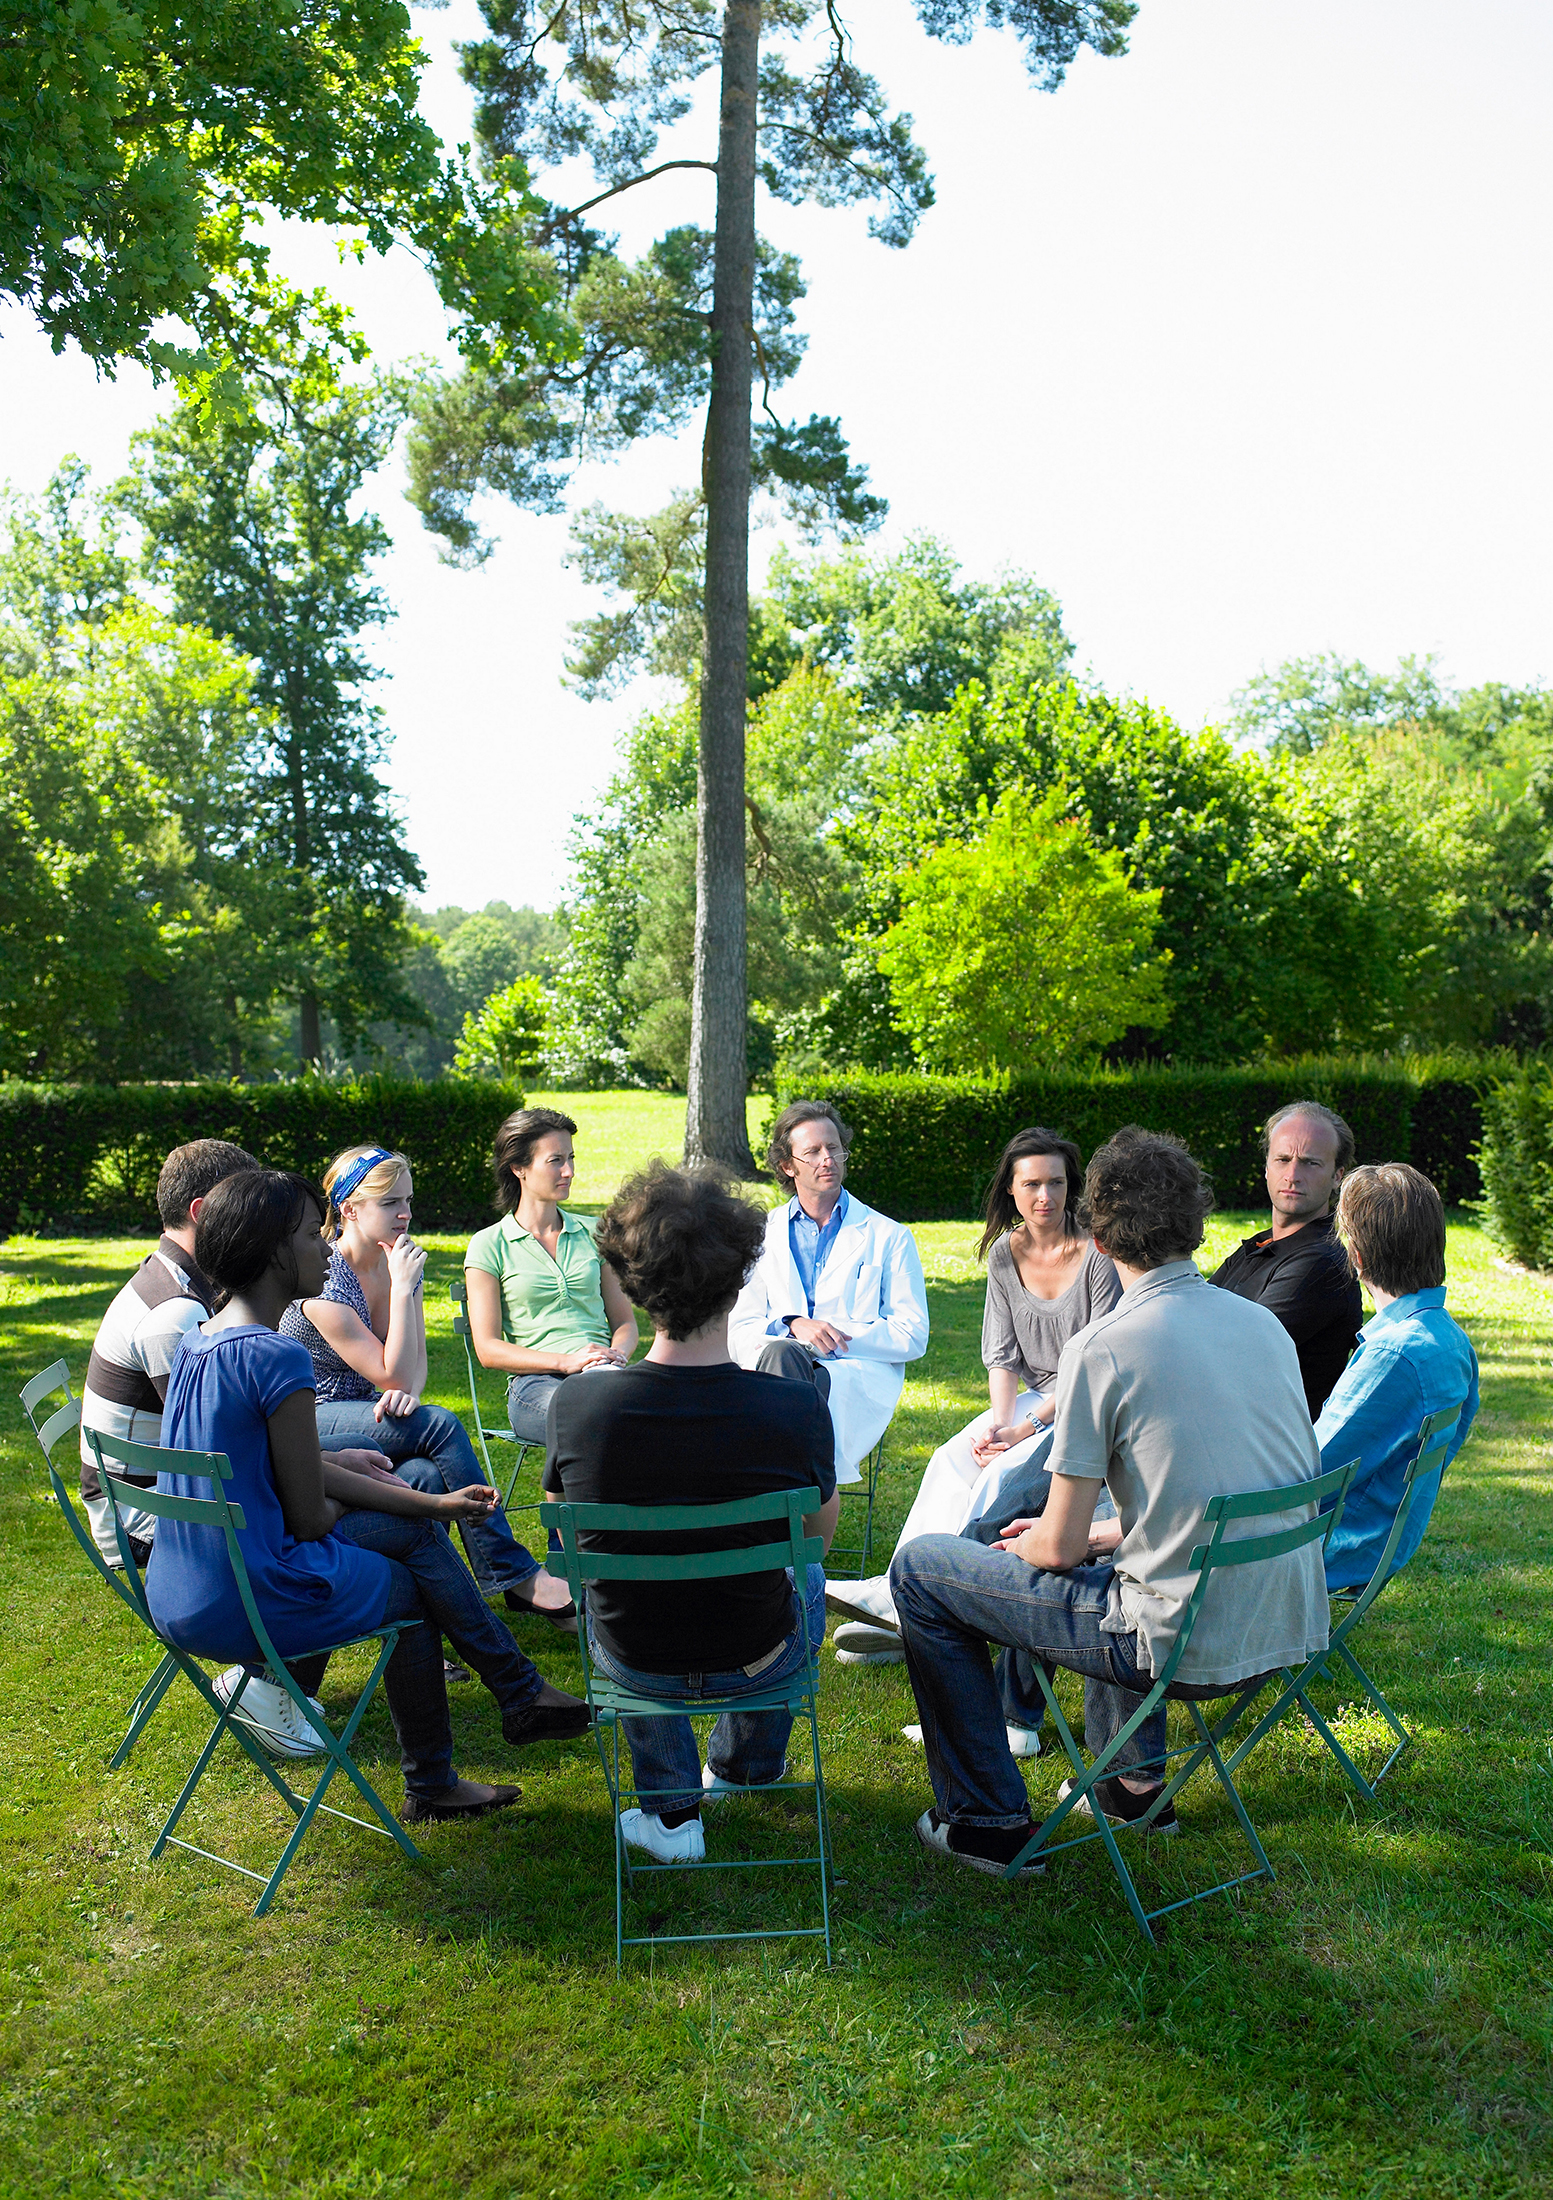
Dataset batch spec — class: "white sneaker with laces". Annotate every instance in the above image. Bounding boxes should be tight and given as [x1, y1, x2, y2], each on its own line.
[215, 1669, 330, 1759]
[833, 1621, 905, 1666]
[901, 1722, 1040, 1756]
[619, 1807, 706, 1862]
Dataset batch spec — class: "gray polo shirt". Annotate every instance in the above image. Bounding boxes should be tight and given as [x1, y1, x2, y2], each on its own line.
[1048, 1260, 1328, 1686]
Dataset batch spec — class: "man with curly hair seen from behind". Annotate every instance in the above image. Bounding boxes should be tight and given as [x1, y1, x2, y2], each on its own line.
[544, 1164, 839, 1865]
[893, 1127, 1330, 1879]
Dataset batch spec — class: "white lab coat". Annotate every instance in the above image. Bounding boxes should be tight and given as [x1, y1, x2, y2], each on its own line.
[729, 1195, 930, 1482]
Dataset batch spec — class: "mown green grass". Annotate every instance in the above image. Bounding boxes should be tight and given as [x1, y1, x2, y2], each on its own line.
[1, 1210, 1550, 2198]
[522, 1093, 775, 1209]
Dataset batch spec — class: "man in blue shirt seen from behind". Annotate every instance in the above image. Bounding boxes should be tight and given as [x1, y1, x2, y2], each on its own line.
[1317, 1163, 1479, 1592]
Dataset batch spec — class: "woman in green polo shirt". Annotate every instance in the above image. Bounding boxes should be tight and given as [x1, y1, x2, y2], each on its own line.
[464, 1108, 640, 1455]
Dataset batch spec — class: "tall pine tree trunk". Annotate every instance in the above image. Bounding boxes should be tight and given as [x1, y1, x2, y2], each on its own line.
[684, 0, 759, 1173]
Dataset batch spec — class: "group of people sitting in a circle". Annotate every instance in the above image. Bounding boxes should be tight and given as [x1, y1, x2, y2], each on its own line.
[78, 1093, 1478, 1871]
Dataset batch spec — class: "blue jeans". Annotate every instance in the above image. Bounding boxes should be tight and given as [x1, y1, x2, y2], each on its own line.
[890, 1536, 1165, 1829]
[586, 1565, 828, 1821]
[314, 1398, 541, 1595]
[287, 1509, 543, 1800]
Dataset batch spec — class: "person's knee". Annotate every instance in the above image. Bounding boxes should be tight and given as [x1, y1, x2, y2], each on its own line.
[395, 1455, 444, 1495]
[756, 1339, 816, 1383]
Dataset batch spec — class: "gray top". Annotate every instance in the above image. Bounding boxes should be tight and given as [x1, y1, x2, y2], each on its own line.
[980, 1236, 1122, 1391]
[1048, 1261, 1329, 1686]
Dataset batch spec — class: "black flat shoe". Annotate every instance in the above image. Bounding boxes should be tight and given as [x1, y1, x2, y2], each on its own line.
[400, 1779, 523, 1824]
[503, 1585, 579, 1635]
[502, 1697, 592, 1746]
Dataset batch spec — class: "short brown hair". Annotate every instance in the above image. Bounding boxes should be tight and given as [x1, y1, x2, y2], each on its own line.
[1079, 1126, 1215, 1271]
[595, 1163, 767, 1341]
[155, 1140, 261, 1230]
[492, 1107, 578, 1213]
[1335, 1164, 1445, 1296]
[766, 1099, 852, 1189]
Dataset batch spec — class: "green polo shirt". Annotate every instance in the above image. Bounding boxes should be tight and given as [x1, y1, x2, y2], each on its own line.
[464, 1209, 612, 1357]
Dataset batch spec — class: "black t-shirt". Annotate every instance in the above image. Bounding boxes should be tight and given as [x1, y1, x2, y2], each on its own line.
[1210, 1214, 1362, 1419]
[545, 1360, 836, 1675]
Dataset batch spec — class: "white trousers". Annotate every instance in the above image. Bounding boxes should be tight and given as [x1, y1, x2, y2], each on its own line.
[843, 1390, 1051, 1624]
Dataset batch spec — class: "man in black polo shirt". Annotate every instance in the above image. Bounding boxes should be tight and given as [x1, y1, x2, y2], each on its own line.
[1211, 1100, 1362, 1418]
[546, 1162, 839, 1865]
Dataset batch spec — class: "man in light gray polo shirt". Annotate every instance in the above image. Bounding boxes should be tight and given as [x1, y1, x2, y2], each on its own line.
[893, 1127, 1329, 1879]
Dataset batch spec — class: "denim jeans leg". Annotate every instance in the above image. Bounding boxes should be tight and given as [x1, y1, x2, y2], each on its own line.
[316, 1398, 541, 1595]
[890, 1535, 1166, 1828]
[591, 1567, 823, 1818]
[331, 1509, 543, 1723]
[507, 1374, 564, 1554]
[706, 1562, 827, 1785]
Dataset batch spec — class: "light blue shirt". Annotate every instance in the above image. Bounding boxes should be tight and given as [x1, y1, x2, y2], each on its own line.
[768, 1191, 850, 1330]
[1315, 1287, 1479, 1592]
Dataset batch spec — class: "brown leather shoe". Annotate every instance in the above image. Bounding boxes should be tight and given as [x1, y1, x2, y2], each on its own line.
[400, 1778, 523, 1824]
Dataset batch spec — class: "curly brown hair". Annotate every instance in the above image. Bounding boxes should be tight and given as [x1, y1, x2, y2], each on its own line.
[1078, 1126, 1215, 1270]
[595, 1162, 768, 1341]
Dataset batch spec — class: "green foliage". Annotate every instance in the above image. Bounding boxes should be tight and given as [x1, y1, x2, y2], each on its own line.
[0, 1075, 523, 1234]
[0, 0, 561, 385]
[771, 1058, 1497, 1222]
[876, 785, 1167, 1074]
[454, 976, 547, 1082]
[123, 358, 426, 1060]
[1477, 1061, 1553, 1268]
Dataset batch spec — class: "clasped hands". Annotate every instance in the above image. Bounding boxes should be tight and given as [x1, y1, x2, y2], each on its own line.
[970, 1397, 1056, 1469]
[992, 1514, 1124, 1569]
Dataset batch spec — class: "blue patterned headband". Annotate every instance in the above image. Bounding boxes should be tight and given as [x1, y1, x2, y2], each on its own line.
[330, 1147, 394, 1214]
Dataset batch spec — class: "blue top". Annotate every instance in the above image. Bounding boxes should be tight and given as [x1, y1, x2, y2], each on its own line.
[766, 1191, 850, 1332]
[147, 1324, 392, 1663]
[1315, 1287, 1479, 1591]
[279, 1250, 376, 1402]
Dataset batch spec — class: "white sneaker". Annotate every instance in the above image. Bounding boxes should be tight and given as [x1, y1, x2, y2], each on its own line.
[823, 1577, 896, 1629]
[700, 1763, 784, 1806]
[215, 1669, 330, 1760]
[619, 1807, 706, 1862]
[901, 1723, 1040, 1756]
[833, 1621, 905, 1666]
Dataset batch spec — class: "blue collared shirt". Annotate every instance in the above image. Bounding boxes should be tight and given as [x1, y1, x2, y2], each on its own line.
[1315, 1286, 1479, 1591]
[773, 1190, 849, 1327]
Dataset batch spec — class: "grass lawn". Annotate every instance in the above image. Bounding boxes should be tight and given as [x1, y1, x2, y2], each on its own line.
[1, 1201, 1550, 2197]
[523, 1093, 776, 1209]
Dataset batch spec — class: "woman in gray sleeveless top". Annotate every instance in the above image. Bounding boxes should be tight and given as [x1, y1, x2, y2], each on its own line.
[825, 1128, 1119, 1659]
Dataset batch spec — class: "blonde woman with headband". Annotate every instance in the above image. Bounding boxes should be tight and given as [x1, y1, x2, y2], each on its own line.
[280, 1144, 576, 1631]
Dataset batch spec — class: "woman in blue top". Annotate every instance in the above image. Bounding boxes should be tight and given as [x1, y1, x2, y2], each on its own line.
[280, 1143, 574, 1632]
[152, 1168, 590, 1822]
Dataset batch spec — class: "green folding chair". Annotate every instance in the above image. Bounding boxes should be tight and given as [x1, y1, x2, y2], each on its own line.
[542, 1487, 833, 1970]
[826, 1435, 887, 1579]
[1002, 1456, 1359, 1945]
[1221, 1401, 1466, 1801]
[89, 1430, 425, 1916]
[19, 1360, 179, 1770]
[449, 1277, 536, 1511]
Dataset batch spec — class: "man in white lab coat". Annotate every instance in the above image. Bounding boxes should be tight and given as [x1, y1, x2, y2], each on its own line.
[729, 1100, 929, 1486]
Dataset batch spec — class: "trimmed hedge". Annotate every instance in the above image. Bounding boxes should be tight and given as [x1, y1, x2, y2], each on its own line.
[1477, 1064, 1553, 1269]
[768, 1059, 1497, 1221]
[0, 1077, 525, 1234]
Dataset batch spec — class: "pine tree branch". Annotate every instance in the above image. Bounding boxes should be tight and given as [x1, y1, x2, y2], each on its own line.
[543, 158, 718, 236]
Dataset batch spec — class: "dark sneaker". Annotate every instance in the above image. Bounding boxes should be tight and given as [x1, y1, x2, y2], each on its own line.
[401, 1779, 523, 1825]
[914, 1808, 1045, 1879]
[501, 1696, 592, 1746]
[1059, 1775, 1178, 1835]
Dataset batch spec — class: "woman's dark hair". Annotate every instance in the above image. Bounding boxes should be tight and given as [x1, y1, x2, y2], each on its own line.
[194, 1168, 326, 1303]
[492, 1107, 578, 1214]
[765, 1099, 852, 1189]
[976, 1126, 1084, 1260]
[1078, 1127, 1215, 1271]
[596, 1162, 768, 1341]
[1335, 1164, 1446, 1297]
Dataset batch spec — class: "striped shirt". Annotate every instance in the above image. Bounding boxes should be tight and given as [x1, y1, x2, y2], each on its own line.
[79, 1239, 214, 1561]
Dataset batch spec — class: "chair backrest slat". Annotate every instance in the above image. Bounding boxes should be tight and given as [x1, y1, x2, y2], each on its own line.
[1188, 1508, 1330, 1573]
[101, 1470, 248, 1532]
[90, 1431, 278, 1668]
[36, 1396, 81, 1459]
[543, 1488, 821, 1590]
[1406, 1402, 1461, 1487]
[20, 1358, 74, 1417]
[1203, 1456, 1354, 1523]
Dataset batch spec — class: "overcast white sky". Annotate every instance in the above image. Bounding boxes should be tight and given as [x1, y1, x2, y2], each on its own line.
[3, 0, 1550, 911]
